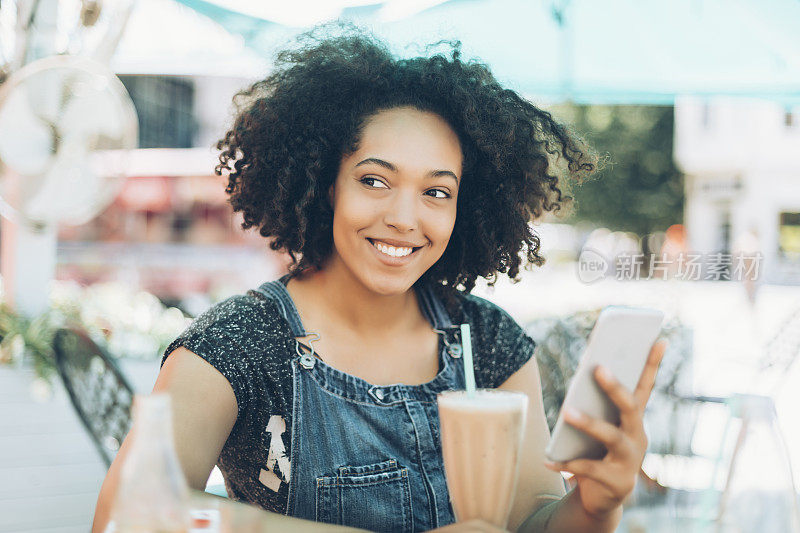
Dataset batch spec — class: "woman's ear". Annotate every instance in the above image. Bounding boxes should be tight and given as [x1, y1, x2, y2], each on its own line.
[328, 184, 335, 205]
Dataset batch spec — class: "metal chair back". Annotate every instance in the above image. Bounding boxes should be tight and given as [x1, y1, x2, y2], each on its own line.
[53, 326, 135, 467]
[760, 304, 800, 393]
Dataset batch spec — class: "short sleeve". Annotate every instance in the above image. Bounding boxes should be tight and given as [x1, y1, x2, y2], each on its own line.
[486, 330, 537, 389]
[161, 325, 254, 421]
[159, 290, 296, 511]
[159, 293, 282, 425]
[457, 293, 538, 389]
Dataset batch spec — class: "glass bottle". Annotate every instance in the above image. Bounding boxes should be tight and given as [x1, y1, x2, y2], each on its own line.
[109, 393, 191, 533]
[715, 394, 800, 533]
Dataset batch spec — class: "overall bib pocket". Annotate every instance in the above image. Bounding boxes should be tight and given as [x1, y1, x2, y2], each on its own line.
[315, 459, 414, 532]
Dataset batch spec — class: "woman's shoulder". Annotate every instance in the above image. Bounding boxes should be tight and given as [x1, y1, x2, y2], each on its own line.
[180, 290, 289, 343]
[449, 290, 528, 342]
[161, 288, 291, 371]
[161, 289, 295, 446]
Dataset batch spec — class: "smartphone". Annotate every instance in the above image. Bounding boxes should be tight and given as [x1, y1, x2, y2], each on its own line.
[544, 305, 665, 463]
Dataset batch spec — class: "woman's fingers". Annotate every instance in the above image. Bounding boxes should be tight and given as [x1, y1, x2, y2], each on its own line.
[562, 407, 630, 455]
[593, 365, 640, 429]
[544, 458, 614, 489]
[545, 341, 669, 519]
[592, 339, 669, 428]
[545, 457, 600, 477]
[544, 459, 633, 498]
[633, 339, 668, 407]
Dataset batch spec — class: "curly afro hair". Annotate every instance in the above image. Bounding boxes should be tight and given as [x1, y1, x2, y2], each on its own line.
[216, 22, 596, 296]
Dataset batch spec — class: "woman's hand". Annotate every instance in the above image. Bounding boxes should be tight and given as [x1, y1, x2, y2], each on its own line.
[543, 339, 668, 521]
[429, 519, 510, 532]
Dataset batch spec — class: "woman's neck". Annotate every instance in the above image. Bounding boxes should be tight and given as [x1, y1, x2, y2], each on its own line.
[288, 259, 423, 337]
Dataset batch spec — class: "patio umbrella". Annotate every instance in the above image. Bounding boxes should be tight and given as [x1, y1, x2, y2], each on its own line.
[109, 0, 269, 77]
[174, 0, 800, 105]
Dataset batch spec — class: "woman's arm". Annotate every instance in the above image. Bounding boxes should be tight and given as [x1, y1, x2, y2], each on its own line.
[92, 347, 238, 532]
[505, 339, 668, 533]
[92, 347, 366, 533]
[496, 350, 568, 532]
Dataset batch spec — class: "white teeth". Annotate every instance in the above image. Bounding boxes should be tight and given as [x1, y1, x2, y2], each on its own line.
[371, 240, 414, 258]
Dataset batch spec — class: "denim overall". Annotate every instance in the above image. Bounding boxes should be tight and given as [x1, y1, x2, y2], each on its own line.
[254, 275, 466, 532]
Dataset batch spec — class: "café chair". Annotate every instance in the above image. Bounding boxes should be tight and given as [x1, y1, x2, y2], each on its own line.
[757, 303, 800, 393]
[53, 325, 135, 468]
[53, 325, 229, 498]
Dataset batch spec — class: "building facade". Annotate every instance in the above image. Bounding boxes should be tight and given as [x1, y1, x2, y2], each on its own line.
[675, 97, 800, 284]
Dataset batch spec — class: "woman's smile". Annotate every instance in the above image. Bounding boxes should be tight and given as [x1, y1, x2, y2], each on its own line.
[366, 237, 426, 265]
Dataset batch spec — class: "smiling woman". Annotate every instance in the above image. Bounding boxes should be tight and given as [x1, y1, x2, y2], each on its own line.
[216, 23, 596, 299]
[88, 21, 655, 533]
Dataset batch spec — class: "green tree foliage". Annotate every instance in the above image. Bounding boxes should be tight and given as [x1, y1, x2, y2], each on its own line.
[547, 105, 684, 236]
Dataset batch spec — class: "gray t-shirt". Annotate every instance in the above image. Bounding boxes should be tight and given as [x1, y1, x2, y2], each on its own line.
[161, 282, 537, 513]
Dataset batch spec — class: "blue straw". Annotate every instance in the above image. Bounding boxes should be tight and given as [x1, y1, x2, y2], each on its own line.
[460, 323, 477, 397]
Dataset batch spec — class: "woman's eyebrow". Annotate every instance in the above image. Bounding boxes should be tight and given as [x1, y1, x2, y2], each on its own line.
[355, 157, 459, 184]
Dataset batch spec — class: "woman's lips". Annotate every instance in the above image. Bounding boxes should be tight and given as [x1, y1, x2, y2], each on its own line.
[366, 238, 423, 266]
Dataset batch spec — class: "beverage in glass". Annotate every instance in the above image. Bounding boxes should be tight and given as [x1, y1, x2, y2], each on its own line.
[437, 389, 528, 527]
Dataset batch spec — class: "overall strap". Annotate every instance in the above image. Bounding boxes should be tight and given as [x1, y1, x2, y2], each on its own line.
[253, 276, 454, 337]
[252, 276, 461, 367]
[416, 283, 454, 330]
[252, 274, 307, 338]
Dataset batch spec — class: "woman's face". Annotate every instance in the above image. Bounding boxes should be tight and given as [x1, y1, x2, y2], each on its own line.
[328, 106, 462, 295]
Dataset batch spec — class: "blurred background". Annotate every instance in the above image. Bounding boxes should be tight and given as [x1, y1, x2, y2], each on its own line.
[0, 0, 799, 531]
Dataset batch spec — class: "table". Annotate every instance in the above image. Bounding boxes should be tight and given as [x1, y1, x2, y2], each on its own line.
[187, 491, 361, 532]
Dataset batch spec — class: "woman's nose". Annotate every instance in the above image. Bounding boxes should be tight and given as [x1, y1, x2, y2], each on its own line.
[383, 192, 418, 233]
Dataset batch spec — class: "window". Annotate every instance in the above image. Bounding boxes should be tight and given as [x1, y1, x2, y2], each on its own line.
[119, 75, 196, 148]
[778, 212, 800, 259]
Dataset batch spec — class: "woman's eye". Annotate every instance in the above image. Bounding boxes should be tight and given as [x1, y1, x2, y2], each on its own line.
[359, 177, 449, 198]
[426, 189, 451, 199]
[360, 176, 388, 189]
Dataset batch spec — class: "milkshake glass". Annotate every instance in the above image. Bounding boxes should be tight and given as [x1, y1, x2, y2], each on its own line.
[437, 389, 529, 527]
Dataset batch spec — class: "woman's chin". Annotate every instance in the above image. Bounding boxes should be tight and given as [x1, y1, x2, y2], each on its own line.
[360, 272, 417, 296]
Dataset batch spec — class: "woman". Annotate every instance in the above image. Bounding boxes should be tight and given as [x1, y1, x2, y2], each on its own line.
[94, 24, 667, 532]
